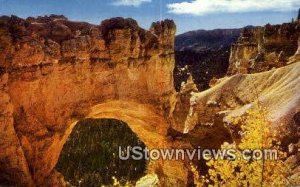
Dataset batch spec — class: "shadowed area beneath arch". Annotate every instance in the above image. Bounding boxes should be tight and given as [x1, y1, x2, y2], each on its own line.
[55, 118, 147, 186]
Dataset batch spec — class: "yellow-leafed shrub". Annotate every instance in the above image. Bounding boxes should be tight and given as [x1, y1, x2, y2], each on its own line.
[192, 106, 291, 187]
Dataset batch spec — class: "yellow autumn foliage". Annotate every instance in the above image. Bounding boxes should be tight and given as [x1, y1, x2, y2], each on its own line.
[112, 176, 134, 187]
[192, 106, 291, 187]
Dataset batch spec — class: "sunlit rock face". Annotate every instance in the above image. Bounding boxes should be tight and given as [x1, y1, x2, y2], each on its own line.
[185, 62, 300, 143]
[178, 62, 300, 183]
[228, 21, 300, 74]
[0, 15, 188, 186]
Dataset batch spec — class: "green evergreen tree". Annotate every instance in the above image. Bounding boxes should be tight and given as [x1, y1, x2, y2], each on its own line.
[56, 119, 147, 186]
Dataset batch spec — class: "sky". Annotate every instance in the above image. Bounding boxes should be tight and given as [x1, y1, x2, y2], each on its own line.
[0, 0, 299, 34]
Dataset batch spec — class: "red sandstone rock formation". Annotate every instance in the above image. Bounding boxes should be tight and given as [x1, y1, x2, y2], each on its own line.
[0, 15, 189, 186]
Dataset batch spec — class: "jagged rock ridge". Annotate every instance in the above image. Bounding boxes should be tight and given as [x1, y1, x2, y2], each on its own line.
[0, 15, 176, 69]
[228, 20, 300, 74]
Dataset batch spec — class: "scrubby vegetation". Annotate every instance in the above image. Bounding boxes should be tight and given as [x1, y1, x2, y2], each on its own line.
[56, 118, 147, 186]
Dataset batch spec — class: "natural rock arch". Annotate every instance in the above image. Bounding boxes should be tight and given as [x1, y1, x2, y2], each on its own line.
[87, 101, 172, 147]
[48, 101, 175, 186]
[0, 16, 189, 186]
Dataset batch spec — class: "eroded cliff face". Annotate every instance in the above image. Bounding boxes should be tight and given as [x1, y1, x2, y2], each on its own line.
[228, 21, 300, 74]
[173, 18, 300, 184]
[0, 15, 186, 186]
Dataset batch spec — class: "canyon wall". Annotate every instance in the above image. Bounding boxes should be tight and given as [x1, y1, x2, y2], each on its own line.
[0, 15, 187, 186]
[176, 20, 300, 184]
[228, 20, 300, 74]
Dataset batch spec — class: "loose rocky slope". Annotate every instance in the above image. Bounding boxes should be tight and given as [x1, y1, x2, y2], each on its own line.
[182, 61, 300, 184]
